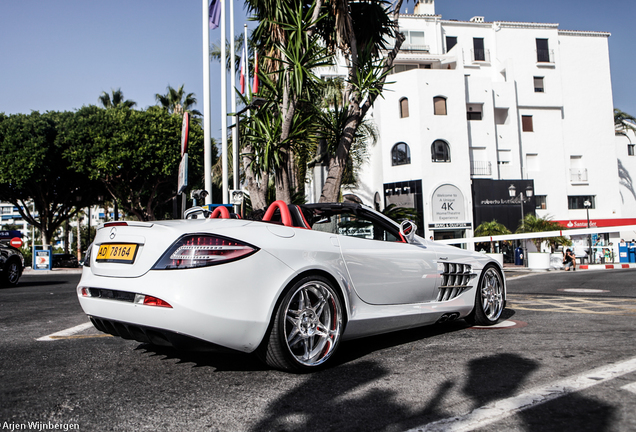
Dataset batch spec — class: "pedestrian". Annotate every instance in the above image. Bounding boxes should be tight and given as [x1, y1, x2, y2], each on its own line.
[563, 248, 576, 271]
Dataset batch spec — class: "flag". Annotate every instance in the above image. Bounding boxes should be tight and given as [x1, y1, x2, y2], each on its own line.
[239, 45, 246, 94]
[253, 51, 259, 94]
[209, 0, 221, 30]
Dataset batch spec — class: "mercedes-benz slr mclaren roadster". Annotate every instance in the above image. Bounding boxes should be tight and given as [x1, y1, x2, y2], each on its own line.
[77, 201, 506, 372]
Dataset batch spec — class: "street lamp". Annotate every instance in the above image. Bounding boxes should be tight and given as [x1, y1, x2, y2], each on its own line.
[509, 184, 534, 266]
[584, 199, 592, 264]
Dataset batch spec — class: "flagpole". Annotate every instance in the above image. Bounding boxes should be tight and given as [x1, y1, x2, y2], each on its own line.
[244, 25, 250, 117]
[230, 0, 238, 195]
[202, 0, 212, 205]
[220, 0, 228, 204]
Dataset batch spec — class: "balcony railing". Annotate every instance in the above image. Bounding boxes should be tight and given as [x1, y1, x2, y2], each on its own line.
[471, 161, 492, 176]
[570, 168, 588, 182]
[401, 43, 430, 52]
[536, 49, 555, 63]
[470, 49, 490, 63]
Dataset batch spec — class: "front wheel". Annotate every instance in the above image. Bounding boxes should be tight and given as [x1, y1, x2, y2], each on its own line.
[466, 265, 505, 326]
[260, 276, 344, 372]
[2, 258, 22, 287]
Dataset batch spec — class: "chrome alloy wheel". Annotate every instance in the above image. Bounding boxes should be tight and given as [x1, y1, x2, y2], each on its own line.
[7, 261, 20, 285]
[480, 267, 504, 321]
[283, 281, 342, 367]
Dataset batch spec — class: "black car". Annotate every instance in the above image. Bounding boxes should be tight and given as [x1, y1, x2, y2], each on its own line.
[52, 253, 79, 268]
[0, 243, 24, 287]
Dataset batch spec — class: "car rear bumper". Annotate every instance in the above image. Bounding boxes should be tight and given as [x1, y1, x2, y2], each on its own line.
[77, 250, 294, 353]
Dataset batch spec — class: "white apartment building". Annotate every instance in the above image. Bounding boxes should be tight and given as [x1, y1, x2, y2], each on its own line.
[332, 0, 636, 247]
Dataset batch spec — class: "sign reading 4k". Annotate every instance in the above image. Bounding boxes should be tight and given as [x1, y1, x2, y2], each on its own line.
[432, 184, 465, 222]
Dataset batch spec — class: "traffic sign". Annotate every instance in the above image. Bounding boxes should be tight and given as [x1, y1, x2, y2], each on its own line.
[10, 237, 22, 248]
[178, 153, 188, 194]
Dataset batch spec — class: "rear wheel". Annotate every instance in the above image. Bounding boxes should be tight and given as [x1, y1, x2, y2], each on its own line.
[2, 258, 22, 287]
[260, 276, 343, 372]
[466, 265, 504, 326]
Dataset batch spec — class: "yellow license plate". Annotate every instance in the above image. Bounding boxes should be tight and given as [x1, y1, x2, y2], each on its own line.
[96, 243, 138, 264]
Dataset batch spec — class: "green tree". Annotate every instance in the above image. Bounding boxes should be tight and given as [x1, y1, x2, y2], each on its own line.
[98, 88, 137, 109]
[62, 106, 213, 221]
[243, 0, 406, 204]
[313, 78, 377, 190]
[381, 203, 419, 225]
[155, 85, 202, 117]
[516, 214, 564, 252]
[614, 108, 636, 137]
[475, 220, 511, 253]
[243, 0, 331, 204]
[0, 111, 102, 245]
[316, 0, 406, 202]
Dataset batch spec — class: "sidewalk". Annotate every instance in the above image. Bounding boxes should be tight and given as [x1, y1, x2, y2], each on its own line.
[23, 267, 83, 275]
[503, 263, 636, 272]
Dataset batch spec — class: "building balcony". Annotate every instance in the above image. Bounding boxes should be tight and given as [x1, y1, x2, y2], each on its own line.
[570, 168, 588, 183]
[470, 49, 490, 63]
[536, 49, 555, 64]
[400, 43, 430, 52]
[471, 161, 492, 176]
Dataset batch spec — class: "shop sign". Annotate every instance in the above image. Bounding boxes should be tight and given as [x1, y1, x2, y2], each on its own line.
[432, 184, 465, 222]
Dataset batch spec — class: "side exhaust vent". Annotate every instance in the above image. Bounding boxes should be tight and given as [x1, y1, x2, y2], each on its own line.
[437, 262, 475, 302]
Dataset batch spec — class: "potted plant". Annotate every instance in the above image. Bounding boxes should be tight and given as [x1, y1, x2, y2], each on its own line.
[517, 214, 564, 270]
[475, 220, 511, 265]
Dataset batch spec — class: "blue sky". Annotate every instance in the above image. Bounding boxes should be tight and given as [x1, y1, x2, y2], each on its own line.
[1, 0, 634, 143]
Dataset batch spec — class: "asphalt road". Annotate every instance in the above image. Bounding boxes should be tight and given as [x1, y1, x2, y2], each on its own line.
[1, 270, 635, 431]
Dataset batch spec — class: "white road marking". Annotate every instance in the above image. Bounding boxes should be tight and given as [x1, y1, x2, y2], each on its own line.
[471, 320, 517, 329]
[36, 322, 94, 341]
[406, 356, 636, 432]
[558, 288, 609, 293]
[621, 382, 636, 395]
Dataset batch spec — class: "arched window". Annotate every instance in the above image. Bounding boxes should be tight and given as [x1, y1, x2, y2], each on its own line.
[431, 140, 450, 162]
[433, 96, 447, 115]
[399, 97, 409, 118]
[392, 142, 411, 166]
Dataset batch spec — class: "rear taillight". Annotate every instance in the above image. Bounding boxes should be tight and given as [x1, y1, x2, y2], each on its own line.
[136, 295, 172, 308]
[83, 244, 93, 267]
[152, 234, 258, 270]
[104, 222, 128, 227]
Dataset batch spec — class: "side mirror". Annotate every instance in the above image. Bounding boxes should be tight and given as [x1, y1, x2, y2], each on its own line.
[399, 220, 417, 243]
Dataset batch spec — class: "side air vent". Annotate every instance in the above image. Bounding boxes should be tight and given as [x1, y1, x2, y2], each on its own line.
[437, 262, 474, 302]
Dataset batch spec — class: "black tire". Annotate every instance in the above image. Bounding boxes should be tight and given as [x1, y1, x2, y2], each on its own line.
[1, 258, 22, 287]
[259, 275, 344, 372]
[466, 265, 505, 326]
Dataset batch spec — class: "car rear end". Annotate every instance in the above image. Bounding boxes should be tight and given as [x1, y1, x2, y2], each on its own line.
[77, 219, 296, 353]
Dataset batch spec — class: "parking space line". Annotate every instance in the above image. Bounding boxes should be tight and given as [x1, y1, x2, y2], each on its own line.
[407, 356, 636, 432]
[508, 294, 636, 316]
[621, 382, 636, 395]
[36, 322, 95, 341]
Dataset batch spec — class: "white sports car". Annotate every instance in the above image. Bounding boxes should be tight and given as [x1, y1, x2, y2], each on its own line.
[77, 201, 506, 372]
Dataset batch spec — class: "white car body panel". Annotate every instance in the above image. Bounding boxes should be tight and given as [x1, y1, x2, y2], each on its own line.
[77, 205, 506, 355]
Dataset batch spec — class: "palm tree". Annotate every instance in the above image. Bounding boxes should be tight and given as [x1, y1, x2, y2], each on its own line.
[516, 214, 564, 252]
[475, 220, 511, 253]
[381, 204, 419, 225]
[155, 85, 202, 116]
[614, 108, 636, 137]
[98, 88, 136, 108]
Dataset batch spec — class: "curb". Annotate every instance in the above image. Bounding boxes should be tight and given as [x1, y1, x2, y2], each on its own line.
[22, 267, 83, 275]
[578, 263, 636, 271]
[503, 263, 636, 272]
